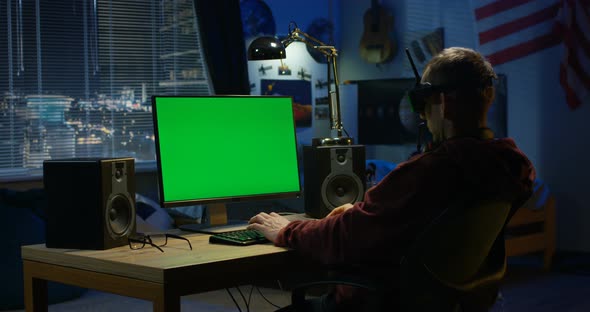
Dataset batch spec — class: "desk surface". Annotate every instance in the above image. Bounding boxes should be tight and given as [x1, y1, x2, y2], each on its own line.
[22, 232, 299, 288]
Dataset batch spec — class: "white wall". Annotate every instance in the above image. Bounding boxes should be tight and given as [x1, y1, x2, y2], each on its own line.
[246, 0, 349, 146]
[252, 0, 590, 251]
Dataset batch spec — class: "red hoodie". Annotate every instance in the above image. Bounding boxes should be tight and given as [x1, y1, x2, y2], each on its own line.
[275, 137, 536, 309]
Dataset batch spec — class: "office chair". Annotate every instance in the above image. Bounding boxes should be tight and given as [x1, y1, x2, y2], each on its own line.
[277, 199, 511, 312]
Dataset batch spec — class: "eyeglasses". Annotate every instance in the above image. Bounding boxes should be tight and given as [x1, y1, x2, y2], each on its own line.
[128, 233, 192, 252]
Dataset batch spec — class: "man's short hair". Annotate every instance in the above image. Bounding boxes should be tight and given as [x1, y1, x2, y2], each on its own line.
[422, 47, 497, 118]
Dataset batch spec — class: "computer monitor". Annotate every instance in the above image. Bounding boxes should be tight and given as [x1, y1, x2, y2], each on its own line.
[151, 95, 301, 232]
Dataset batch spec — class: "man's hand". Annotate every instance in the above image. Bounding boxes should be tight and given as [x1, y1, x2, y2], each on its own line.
[247, 212, 290, 243]
[327, 203, 354, 217]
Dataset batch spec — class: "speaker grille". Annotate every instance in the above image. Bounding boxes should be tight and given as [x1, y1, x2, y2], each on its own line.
[106, 193, 134, 237]
[304, 145, 366, 218]
[322, 174, 364, 208]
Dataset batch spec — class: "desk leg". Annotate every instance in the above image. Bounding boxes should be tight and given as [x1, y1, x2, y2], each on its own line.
[23, 261, 48, 312]
[153, 289, 180, 312]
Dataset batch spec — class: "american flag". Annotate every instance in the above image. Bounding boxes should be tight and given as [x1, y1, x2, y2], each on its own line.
[473, 0, 562, 66]
[555, 0, 590, 110]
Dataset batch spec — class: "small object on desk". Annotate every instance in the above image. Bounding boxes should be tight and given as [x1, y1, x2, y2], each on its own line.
[209, 229, 269, 246]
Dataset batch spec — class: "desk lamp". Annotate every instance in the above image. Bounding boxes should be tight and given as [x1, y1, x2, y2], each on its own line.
[248, 22, 352, 146]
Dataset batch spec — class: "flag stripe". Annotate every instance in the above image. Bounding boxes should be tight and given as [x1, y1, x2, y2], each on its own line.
[572, 3, 590, 57]
[561, 1, 590, 89]
[475, 0, 536, 20]
[567, 49, 590, 89]
[559, 0, 590, 110]
[486, 31, 561, 65]
[560, 63, 582, 109]
[480, 21, 555, 57]
[566, 9, 590, 89]
[474, 0, 563, 65]
[476, 0, 559, 32]
[572, 21, 590, 65]
[479, 3, 560, 44]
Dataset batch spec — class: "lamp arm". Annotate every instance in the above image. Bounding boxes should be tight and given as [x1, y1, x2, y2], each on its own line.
[285, 28, 337, 58]
[328, 54, 342, 136]
[284, 27, 344, 137]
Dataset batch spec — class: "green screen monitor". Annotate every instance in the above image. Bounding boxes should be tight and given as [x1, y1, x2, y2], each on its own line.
[151, 95, 301, 231]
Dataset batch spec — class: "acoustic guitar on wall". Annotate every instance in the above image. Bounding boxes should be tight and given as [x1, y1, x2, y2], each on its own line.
[359, 0, 396, 64]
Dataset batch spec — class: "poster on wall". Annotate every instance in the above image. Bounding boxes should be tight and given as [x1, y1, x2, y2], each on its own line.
[403, 27, 444, 74]
[240, 0, 276, 40]
[261, 79, 312, 128]
[356, 78, 418, 145]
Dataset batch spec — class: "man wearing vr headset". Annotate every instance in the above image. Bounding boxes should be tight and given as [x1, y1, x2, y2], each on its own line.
[248, 47, 536, 311]
[412, 47, 498, 149]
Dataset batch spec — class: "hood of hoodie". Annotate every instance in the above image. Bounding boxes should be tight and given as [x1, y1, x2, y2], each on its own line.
[436, 137, 536, 208]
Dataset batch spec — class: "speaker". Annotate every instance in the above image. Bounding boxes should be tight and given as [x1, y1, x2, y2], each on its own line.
[303, 145, 366, 218]
[43, 158, 136, 250]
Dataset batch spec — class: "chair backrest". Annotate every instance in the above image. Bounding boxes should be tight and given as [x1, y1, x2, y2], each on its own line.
[284, 200, 512, 312]
[399, 199, 511, 311]
[416, 199, 511, 285]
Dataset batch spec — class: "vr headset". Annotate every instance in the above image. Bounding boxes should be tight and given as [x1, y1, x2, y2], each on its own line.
[405, 48, 494, 115]
[406, 82, 443, 115]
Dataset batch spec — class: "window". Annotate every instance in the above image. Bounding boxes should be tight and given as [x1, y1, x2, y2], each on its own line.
[0, 0, 212, 181]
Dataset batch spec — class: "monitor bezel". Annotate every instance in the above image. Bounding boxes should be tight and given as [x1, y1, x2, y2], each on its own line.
[151, 95, 302, 209]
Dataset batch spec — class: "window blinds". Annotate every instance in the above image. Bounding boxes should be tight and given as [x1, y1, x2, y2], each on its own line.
[0, 0, 212, 181]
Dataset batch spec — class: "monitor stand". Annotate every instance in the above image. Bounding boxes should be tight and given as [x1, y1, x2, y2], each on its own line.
[178, 203, 248, 234]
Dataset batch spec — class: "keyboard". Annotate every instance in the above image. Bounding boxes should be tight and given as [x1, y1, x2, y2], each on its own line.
[209, 229, 269, 246]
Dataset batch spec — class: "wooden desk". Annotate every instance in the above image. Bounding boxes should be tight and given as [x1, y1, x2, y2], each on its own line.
[21, 232, 310, 312]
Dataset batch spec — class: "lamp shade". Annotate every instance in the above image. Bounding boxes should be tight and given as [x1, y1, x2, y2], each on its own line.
[247, 36, 286, 60]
